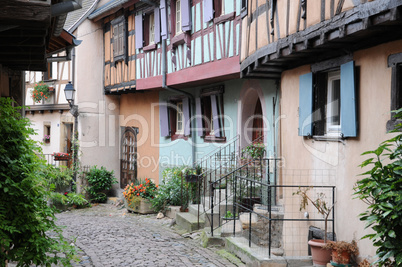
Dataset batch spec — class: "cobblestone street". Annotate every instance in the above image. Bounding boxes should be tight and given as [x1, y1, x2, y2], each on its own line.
[54, 204, 242, 267]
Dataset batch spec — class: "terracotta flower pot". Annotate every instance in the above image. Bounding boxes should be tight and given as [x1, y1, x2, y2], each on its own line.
[332, 249, 351, 265]
[308, 239, 332, 266]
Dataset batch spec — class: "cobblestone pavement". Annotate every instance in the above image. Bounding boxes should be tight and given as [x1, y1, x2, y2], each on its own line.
[54, 203, 242, 267]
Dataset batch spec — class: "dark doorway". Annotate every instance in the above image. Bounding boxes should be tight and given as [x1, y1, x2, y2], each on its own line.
[252, 98, 264, 142]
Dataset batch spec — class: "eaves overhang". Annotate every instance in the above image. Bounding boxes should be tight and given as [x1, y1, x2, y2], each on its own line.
[241, 0, 402, 79]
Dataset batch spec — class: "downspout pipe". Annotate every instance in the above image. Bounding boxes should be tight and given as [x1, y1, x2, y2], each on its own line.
[51, 0, 83, 17]
[161, 39, 196, 167]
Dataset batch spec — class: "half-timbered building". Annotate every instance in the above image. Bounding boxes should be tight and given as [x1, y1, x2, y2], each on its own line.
[88, 0, 281, 189]
[240, 0, 402, 260]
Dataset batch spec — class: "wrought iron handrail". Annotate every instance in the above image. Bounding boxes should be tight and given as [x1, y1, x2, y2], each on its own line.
[208, 157, 335, 259]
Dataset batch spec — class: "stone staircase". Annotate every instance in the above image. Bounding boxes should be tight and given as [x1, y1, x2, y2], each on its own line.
[175, 203, 313, 267]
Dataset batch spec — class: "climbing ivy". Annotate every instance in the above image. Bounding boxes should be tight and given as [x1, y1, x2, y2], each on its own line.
[0, 98, 76, 266]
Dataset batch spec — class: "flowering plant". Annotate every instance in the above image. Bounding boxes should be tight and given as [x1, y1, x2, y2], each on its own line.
[123, 178, 158, 201]
[43, 135, 50, 142]
[52, 152, 69, 158]
[31, 81, 50, 103]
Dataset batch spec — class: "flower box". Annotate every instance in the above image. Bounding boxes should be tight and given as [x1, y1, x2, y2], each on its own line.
[124, 196, 155, 214]
[53, 152, 70, 161]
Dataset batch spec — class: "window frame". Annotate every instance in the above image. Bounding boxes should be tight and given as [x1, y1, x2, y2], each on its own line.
[241, 0, 248, 18]
[168, 97, 189, 141]
[199, 86, 226, 143]
[299, 58, 358, 139]
[111, 16, 126, 62]
[387, 53, 402, 131]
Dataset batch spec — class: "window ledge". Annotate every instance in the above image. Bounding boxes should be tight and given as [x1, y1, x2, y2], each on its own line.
[204, 135, 226, 143]
[171, 134, 188, 141]
[312, 135, 345, 144]
[143, 43, 157, 51]
[171, 33, 191, 48]
[214, 12, 235, 25]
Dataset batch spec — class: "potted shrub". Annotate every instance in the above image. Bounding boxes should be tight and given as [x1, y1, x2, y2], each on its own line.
[294, 187, 334, 266]
[323, 240, 359, 266]
[123, 178, 158, 214]
[184, 165, 203, 183]
[43, 135, 50, 143]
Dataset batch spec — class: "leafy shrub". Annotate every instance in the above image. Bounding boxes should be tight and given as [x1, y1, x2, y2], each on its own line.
[354, 109, 402, 266]
[42, 165, 73, 192]
[50, 192, 89, 210]
[0, 98, 76, 266]
[85, 165, 117, 203]
[151, 166, 192, 213]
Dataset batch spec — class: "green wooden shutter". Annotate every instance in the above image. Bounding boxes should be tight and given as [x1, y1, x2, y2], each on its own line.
[299, 72, 313, 136]
[340, 61, 357, 137]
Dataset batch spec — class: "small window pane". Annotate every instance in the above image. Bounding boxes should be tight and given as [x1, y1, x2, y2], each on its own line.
[176, 0, 181, 34]
[330, 79, 340, 125]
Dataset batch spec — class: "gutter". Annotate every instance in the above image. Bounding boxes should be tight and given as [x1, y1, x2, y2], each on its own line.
[161, 39, 196, 167]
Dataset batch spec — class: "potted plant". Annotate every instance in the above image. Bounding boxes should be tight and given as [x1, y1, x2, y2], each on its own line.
[323, 240, 359, 266]
[241, 142, 266, 160]
[222, 210, 238, 220]
[43, 135, 50, 143]
[31, 81, 50, 103]
[294, 187, 335, 266]
[123, 178, 158, 214]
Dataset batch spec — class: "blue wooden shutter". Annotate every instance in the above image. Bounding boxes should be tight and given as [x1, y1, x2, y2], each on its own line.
[195, 97, 204, 136]
[340, 61, 357, 137]
[211, 94, 221, 137]
[298, 72, 313, 136]
[160, 0, 168, 40]
[181, 0, 191, 32]
[160, 101, 170, 137]
[203, 0, 214, 23]
[135, 14, 143, 49]
[183, 97, 191, 136]
[154, 8, 161, 44]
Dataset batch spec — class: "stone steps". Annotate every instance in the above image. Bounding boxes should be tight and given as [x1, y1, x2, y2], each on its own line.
[175, 211, 205, 232]
[225, 236, 313, 267]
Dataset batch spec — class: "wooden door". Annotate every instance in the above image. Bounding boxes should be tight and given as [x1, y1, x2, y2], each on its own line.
[120, 127, 138, 189]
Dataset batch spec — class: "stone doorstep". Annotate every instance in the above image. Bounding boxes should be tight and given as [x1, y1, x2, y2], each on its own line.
[200, 227, 226, 248]
[165, 205, 181, 219]
[221, 219, 242, 237]
[225, 236, 312, 267]
[175, 211, 205, 232]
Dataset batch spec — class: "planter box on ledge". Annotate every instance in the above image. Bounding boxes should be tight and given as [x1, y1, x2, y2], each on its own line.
[124, 197, 155, 214]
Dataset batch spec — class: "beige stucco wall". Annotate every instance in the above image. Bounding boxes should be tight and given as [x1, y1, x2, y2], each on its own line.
[119, 91, 160, 184]
[280, 40, 402, 258]
[73, 18, 121, 193]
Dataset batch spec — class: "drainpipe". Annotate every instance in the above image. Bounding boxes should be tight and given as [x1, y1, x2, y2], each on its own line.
[161, 39, 196, 166]
[51, 0, 83, 17]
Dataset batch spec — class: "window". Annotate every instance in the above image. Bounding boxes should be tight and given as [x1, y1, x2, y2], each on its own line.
[170, 0, 191, 38]
[160, 97, 191, 140]
[241, 0, 248, 18]
[326, 71, 341, 135]
[387, 53, 402, 131]
[43, 124, 51, 144]
[195, 86, 225, 142]
[112, 16, 126, 60]
[298, 61, 357, 138]
[176, 102, 184, 134]
[135, 9, 160, 50]
[204, 0, 225, 23]
[149, 12, 155, 44]
[176, 0, 181, 34]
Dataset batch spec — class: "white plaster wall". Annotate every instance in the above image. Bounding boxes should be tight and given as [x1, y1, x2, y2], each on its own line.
[74, 18, 121, 194]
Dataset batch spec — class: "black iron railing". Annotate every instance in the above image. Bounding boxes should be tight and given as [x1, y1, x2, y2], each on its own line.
[209, 157, 335, 258]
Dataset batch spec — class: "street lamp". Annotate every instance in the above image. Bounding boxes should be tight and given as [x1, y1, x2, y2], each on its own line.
[64, 81, 79, 188]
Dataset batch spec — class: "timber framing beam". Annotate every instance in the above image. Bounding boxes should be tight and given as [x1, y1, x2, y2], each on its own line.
[241, 1, 402, 79]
